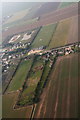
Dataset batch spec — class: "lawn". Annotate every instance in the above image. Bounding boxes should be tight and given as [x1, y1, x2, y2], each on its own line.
[48, 18, 71, 49]
[31, 23, 57, 49]
[34, 53, 78, 118]
[2, 92, 33, 118]
[7, 58, 33, 92]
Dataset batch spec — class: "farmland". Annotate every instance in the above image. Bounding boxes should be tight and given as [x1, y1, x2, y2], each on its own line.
[2, 2, 79, 119]
[34, 2, 60, 17]
[48, 18, 72, 49]
[18, 56, 45, 106]
[2, 92, 33, 118]
[2, 59, 20, 93]
[7, 57, 33, 92]
[3, 15, 38, 31]
[2, 3, 78, 41]
[34, 53, 78, 118]
[59, 2, 74, 9]
[67, 16, 78, 44]
[31, 23, 57, 49]
[4, 8, 30, 25]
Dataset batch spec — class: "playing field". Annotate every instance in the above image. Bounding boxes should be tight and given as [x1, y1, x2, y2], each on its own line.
[48, 18, 72, 49]
[7, 58, 33, 92]
[34, 53, 78, 118]
[31, 23, 57, 49]
[2, 92, 33, 118]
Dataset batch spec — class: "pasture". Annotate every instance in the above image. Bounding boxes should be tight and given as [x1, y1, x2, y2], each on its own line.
[31, 23, 57, 49]
[7, 58, 33, 92]
[34, 53, 78, 118]
[2, 92, 33, 118]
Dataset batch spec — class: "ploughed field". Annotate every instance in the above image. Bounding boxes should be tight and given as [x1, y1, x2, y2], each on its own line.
[34, 53, 78, 118]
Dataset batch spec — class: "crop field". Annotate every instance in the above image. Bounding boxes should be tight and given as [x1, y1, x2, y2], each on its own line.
[48, 18, 72, 49]
[7, 58, 33, 92]
[4, 8, 30, 25]
[3, 3, 78, 41]
[67, 16, 78, 44]
[3, 17, 37, 30]
[34, 2, 60, 17]
[18, 56, 45, 105]
[31, 23, 57, 49]
[2, 92, 33, 118]
[59, 2, 74, 9]
[34, 53, 78, 118]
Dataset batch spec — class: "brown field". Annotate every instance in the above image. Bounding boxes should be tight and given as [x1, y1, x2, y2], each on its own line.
[3, 3, 78, 41]
[33, 53, 78, 118]
[2, 92, 33, 118]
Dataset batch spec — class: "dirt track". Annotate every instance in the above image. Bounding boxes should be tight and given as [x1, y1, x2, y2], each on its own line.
[3, 3, 78, 41]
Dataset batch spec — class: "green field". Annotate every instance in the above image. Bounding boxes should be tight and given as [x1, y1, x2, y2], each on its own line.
[2, 92, 33, 118]
[34, 53, 78, 118]
[18, 56, 45, 105]
[48, 18, 71, 49]
[31, 23, 57, 49]
[7, 58, 33, 92]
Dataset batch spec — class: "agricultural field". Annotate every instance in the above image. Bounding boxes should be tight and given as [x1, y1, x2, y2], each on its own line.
[3, 17, 38, 31]
[34, 53, 78, 118]
[2, 92, 33, 118]
[2, 59, 20, 93]
[59, 2, 74, 9]
[7, 57, 33, 92]
[4, 9, 30, 25]
[67, 16, 78, 44]
[34, 2, 60, 17]
[18, 56, 45, 106]
[31, 23, 57, 49]
[48, 18, 72, 49]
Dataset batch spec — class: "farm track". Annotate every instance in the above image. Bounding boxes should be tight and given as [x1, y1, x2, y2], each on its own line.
[33, 54, 78, 118]
[3, 3, 79, 41]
